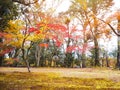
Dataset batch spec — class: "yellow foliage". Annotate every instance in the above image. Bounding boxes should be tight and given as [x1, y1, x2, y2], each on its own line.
[76, 0, 87, 10]
[4, 20, 46, 48]
[5, 20, 23, 33]
[4, 58, 14, 65]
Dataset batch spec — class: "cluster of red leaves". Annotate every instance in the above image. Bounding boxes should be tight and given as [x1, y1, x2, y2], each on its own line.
[28, 27, 37, 33]
[28, 27, 43, 34]
[55, 41, 62, 47]
[66, 43, 92, 54]
[66, 46, 77, 53]
[51, 36, 62, 47]
[0, 48, 14, 56]
[29, 22, 92, 54]
[39, 43, 49, 48]
[0, 32, 4, 38]
[63, 33, 72, 38]
[36, 23, 67, 31]
[47, 24, 67, 31]
[0, 32, 14, 56]
[0, 32, 7, 38]
[36, 22, 47, 27]
[38, 23, 66, 47]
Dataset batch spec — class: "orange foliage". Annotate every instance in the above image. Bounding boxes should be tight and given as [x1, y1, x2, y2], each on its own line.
[115, 11, 120, 20]
[39, 43, 49, 48]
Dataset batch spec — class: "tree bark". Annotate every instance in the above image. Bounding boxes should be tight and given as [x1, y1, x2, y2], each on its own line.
[116, 19, 120, 69]
[35, 45, 41, 67]
[0, 38, 3, 66]
[21, 48, 30, 72]
[105, 51, 109, 67]
[94, 37, 100, 66]
[25, 59, 30, 72]
[0, 56, 3, 66]
[117, 36, 120, 69]
[81, 53, 86, 68]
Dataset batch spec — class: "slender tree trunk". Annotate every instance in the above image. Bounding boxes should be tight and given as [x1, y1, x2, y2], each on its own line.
[0, 38, 3, 66]
[21, 49, 30, 72]
[25, 59, 30, 72]
[101, 59, 104, 67]
[82, 27, 86, 68]
[116, 19, 120, 69]
[65, 37, 71, 67]
[106, 55, 109, 67]
[94, 37, 100, 66]
[0, 56, 3, 66]
[35, 45, 41, 67]
[117, 36, 120, 69]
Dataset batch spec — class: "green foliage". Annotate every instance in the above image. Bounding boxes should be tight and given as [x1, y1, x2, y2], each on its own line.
[65, 53, 74, 67]
[0, 0, 18, 30]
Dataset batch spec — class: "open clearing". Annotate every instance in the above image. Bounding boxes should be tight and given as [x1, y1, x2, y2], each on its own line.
[0, 67, 120, 90]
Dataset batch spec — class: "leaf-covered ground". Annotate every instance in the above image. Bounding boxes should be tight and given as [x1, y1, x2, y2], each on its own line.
[0, 67, 120, 90]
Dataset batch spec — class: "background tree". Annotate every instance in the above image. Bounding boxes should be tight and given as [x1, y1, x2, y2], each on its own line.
[101, 11, 120, 69]
[0, 0, 18, 66]
[65, 0, 114, 66]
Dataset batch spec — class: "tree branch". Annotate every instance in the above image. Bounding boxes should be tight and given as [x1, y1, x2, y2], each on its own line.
[98, 18, 120, 36]
[12, 0, 38, 6]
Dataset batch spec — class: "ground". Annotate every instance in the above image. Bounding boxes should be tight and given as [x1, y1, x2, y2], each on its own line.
[0, 67, 120, 90]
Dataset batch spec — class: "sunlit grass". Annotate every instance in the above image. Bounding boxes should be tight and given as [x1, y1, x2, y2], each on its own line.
[0, 70, 120, 90]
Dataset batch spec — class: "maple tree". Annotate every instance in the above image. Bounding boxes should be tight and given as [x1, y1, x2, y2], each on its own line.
[2, 19, 46, 72]
[40, 16, 93, 67]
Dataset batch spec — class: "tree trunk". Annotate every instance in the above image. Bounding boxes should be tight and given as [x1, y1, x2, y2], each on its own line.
[81, 53, 86, 68]
[116, 19, 120, 69]
[0, 56, 3, 66]
[106, 53, 109, 67]
[94, 37, 100, 66]
[21, 49, 30, 72]
[65, 37, 71, 67]
[0, 38, 3, 66]
[35, 45, 41, 67]
[25, 59, 30, 72]
[117, 36, 120, 69]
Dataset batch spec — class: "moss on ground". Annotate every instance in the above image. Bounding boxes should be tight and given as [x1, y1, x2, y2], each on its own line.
[0, 72, 120, 90]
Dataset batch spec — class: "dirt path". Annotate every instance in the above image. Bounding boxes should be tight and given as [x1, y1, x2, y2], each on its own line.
[0, 67, 120, 82]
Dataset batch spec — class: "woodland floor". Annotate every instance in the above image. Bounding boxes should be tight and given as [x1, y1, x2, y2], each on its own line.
[0, 67, 120, 90]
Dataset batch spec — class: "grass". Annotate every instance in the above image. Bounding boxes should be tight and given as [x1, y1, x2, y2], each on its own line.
[0, 67, 120, 90]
